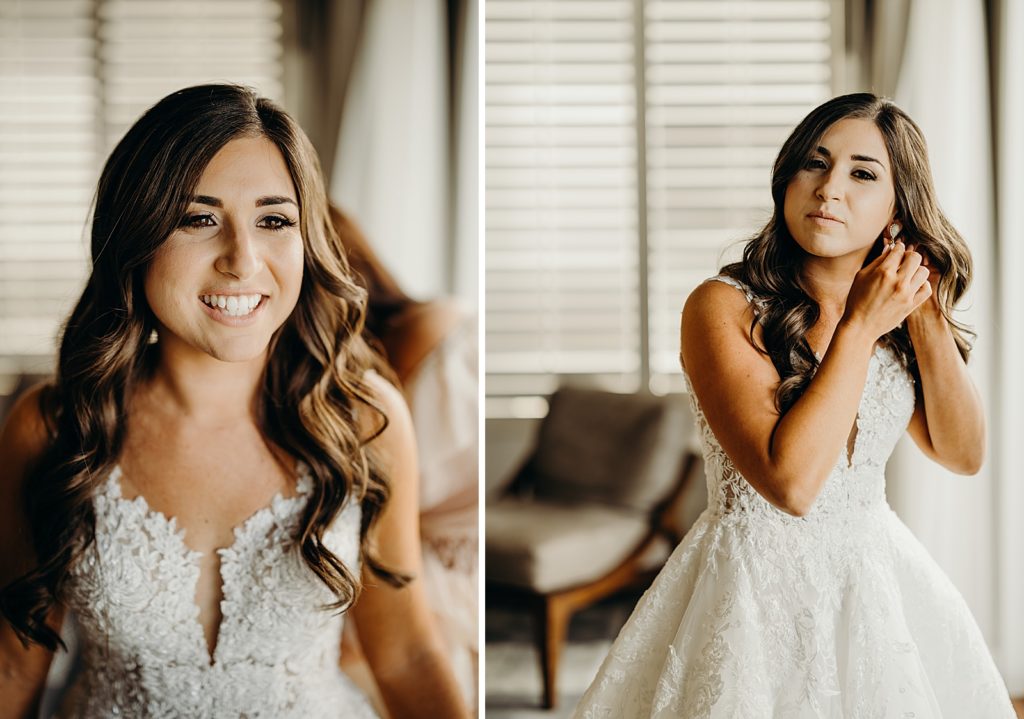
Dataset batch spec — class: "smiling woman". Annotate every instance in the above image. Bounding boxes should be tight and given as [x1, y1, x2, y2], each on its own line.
[0, 84, 470, 719]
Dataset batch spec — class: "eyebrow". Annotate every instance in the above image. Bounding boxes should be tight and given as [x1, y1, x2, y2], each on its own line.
[191, 194, 297, 208]
[815, 146, 886, 170]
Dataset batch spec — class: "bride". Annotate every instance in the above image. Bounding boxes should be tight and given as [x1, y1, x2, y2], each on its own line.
[0, 84, 470, 718]
[572, 93, 1014, 717]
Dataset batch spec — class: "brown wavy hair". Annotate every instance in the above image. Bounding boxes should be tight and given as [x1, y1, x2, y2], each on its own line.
[1, 84, 408, 650]
[719, 92, 974, 414]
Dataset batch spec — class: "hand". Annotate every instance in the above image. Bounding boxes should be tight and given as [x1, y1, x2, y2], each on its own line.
[906, 243, 943, 322]
[843, 241, 932, 339]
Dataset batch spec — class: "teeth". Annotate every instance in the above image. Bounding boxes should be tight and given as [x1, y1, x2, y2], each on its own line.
[201, 294, 262, 317]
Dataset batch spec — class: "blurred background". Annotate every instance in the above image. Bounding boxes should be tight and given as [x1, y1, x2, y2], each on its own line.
[0, 0, 478, 387]
[0, 1, 480, 715]
[484, 0, 1023, 715]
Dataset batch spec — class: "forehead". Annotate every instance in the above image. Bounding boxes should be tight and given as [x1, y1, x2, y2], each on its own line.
[816, 117, 890, 165]
[195, 135, 296, 197]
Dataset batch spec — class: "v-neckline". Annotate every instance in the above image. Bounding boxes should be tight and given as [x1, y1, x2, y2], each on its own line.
[103, 463, 311, 667]
[840, 344, 884, 471]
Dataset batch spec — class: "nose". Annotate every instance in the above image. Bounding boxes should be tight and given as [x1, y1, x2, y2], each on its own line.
[214, 220, 262, 280]
[815, 167, 843, 202]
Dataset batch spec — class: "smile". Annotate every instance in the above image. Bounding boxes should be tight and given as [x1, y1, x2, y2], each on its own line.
[199, 293, 267, 324]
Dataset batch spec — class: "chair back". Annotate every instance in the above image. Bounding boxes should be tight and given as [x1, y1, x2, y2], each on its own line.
[515, 386, 691, 514]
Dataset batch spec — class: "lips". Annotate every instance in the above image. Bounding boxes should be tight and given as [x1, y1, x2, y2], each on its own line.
[808, 210, 843, 224]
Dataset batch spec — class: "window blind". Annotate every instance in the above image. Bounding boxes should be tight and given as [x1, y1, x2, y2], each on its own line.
[645, 0, 836, 392]
[485, 0, 642, 409]
[485, 0, 839, 413]
[0, 0, 283, 381]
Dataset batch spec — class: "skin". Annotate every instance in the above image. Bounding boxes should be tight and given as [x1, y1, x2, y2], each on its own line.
[681, 118, 985, 517]
[0, 137, 469, 718]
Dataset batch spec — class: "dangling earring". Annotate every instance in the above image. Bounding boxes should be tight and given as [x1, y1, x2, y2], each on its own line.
[887, 222, 901, 248]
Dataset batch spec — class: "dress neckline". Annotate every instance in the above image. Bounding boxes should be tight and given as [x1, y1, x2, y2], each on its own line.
[100, 461, 314, 668]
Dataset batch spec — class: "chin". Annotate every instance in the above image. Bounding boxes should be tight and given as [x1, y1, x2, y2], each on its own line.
[198, 336, 272, 364]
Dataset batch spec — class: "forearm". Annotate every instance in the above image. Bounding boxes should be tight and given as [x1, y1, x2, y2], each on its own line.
[0, 627, 51, 719]
[907, 311, 985, 472]
[375, 644, 470, 719]
[765, 319, 877, 513]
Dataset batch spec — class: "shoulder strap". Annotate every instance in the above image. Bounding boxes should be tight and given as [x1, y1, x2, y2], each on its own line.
[705, 275, 756, 305]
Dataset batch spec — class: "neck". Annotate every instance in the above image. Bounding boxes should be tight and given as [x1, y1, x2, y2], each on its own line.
[143, 339, 267, 424]
[799, 252, 868, 317]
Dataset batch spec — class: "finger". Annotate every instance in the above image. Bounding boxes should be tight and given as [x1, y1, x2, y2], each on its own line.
[898, 250, 923, 279]
[879, 240, 906, 272]
[910, 265, 930, 291]
[866, 240, 893, 269]
[911, 276, 933, 307]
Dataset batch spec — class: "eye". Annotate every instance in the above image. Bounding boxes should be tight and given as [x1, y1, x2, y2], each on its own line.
[804, 157, 827, 170]
[180, 213, 216, 229]
[259, 215, 298, 231]
[853, 169, 877, 181]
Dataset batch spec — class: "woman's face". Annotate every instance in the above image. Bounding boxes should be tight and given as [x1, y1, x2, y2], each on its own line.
[144, 135, 304, 363]
[783, 117, 897, 261]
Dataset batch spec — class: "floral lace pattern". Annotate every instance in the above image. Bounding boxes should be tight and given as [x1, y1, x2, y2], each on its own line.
[57, 462, 377, 719]
[572, 276, 1014, 718]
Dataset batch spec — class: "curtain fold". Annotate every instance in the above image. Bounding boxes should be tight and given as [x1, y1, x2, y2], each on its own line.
[993, 0, 1024, 695]
[330, 0, 450, 299]
[887, 0, 997, 645]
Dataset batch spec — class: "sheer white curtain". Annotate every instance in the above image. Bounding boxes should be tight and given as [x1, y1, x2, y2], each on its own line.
[887, 0, 1004, 669]
[329, 0, 450, 300]
[994, 0, 1024, 695]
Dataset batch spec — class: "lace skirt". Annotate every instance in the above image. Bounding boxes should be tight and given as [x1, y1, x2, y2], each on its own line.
[571, 505, 1014, 719]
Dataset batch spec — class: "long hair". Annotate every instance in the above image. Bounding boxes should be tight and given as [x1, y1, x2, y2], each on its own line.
[1, 84, 408, 650]
[327, 204, 419, 344]
[720, 92, 974, 414]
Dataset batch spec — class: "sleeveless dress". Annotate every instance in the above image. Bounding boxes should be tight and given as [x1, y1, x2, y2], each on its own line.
[572, 276, 1014, 718]
[55, 461, 377, 719]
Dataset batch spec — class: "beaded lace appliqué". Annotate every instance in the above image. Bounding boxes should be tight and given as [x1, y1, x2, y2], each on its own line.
[59, 463, 377, 719]
[572, 276, 1015, 719]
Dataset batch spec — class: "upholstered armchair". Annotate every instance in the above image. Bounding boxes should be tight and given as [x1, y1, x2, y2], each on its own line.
[486, 386, 700, 708]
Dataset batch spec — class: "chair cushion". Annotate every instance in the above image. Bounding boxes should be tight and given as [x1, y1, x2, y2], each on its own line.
[526, 387, 690, 512]
[486, 497, 649, 593]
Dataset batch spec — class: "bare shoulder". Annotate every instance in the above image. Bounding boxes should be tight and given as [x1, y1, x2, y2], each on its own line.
[0, 382, 54, 580]
[680, 279, 763, 373]
[0, 382, 53, 492]
[357, 371, 416, 466]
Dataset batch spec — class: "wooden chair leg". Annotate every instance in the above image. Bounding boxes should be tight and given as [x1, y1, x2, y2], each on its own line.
[537, 593, 572, 709]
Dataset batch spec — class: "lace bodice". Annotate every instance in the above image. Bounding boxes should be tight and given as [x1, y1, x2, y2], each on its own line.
[687, 275, 916, 524]
[57, 462, 377, 719]
[572, 275, 1015, 718]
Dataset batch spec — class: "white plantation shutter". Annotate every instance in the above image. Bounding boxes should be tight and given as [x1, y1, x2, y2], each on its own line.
[98, 0, 283, 152]
[486, 0, 840, 413]
[0, 0, 283, 380]
[0, 0, 99, 373]
[645, 0, 838, 392]
[486, 0, 642, 407]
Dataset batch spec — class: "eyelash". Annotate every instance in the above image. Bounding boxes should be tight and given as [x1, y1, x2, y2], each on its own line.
[804, 158, 876, 181]
[180, 213, 297, 231]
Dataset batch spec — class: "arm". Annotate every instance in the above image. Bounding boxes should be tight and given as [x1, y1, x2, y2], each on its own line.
[904, 248, 985, 474]
[680, 242, 931, 516]
[349, 373, 470, 719]
[0, 384, 62, 719]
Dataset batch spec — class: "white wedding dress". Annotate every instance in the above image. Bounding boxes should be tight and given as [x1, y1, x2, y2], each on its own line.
[54, 461, 377, 719]
[573, 276, 1014, 718]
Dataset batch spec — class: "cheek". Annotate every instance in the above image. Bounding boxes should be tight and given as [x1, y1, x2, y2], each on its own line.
[278, 237, 305, 291]
[144, 243, 200, 317]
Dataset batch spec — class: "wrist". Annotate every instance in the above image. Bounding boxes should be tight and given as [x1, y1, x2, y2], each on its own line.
[835, 316, 878, 354]
[906, 305, 948, 336]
